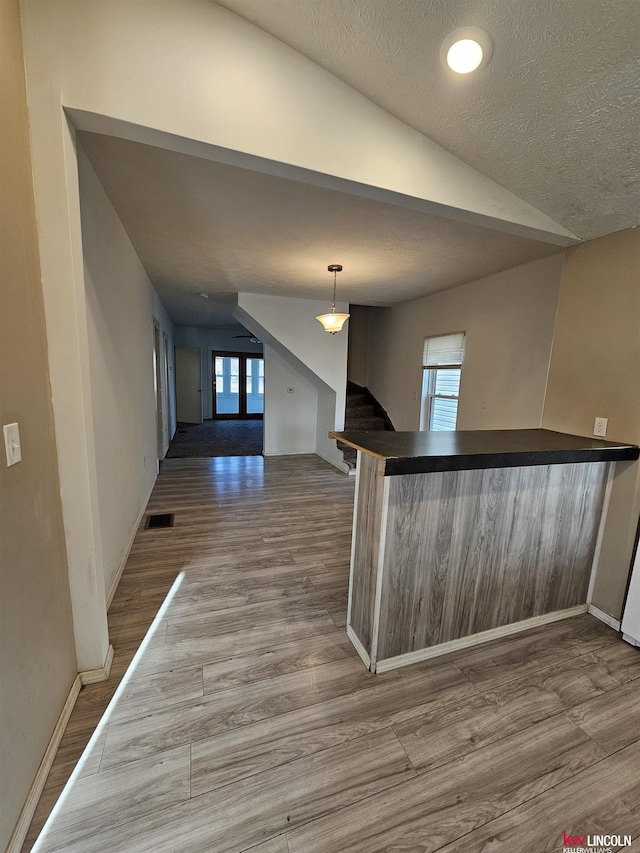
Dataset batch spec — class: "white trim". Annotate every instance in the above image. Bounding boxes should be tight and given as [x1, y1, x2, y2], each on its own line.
[375, 604, 588, 673]
[6, 675, 82, 853]
[622, 633, 640, 648]
[346, 451, 361, 628]
[587, 461, 615, 605]
[262, 448, 316, 456]
[80, 644, 114, 685]
[588, 604, 621, 632]
[106, 474, 157, 607]
[369, 476, 390, 668]
[315, 448, 350, 474]
[347, 624, 372, 671]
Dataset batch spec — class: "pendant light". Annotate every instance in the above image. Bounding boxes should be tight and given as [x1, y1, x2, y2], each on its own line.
[316, 264, 350, 334]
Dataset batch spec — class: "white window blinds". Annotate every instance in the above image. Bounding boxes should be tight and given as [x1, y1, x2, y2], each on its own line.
[423, 332, 465, 368]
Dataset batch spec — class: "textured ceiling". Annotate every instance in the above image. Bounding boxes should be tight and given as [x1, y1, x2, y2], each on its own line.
[215, 0, 640, 240]
[79, 132, 562, 326]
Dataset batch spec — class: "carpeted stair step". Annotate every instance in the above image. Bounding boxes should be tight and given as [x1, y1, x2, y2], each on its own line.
[339, 385, 393, 471]
[342, 452, 357, 470]
[346, 403, 376, 419]
[336, 442, 357, 470]
[346, 393, 367, 408]
[345, 416, 386, 431]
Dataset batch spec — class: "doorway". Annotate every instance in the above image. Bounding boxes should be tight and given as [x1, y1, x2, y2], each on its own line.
[213, 352, 264, 419]
[153, 320, 164, 459]
[175, 346, 203, 424]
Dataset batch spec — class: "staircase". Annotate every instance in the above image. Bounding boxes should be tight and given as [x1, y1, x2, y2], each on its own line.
[337, 384, 394, 470]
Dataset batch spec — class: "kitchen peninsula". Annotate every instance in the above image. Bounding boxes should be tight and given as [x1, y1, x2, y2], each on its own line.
[330, 429, 639, 672]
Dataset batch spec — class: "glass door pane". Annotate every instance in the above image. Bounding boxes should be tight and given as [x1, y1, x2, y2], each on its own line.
[246, 358, 264, 414]
[215, 356, 240, 415]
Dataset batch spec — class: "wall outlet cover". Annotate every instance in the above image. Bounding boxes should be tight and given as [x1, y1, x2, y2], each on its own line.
[593, 417, 608, 438]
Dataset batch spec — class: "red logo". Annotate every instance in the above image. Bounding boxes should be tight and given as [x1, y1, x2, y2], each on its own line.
[563, 831, 587, 846]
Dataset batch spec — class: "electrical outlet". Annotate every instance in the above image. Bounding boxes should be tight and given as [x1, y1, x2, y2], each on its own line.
[593, 417, 608, 438]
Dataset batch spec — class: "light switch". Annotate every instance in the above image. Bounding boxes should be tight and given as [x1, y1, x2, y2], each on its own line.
[3, 423, 22, 466]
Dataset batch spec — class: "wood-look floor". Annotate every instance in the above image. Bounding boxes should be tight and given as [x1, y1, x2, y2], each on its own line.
[23, 455, 640, 852]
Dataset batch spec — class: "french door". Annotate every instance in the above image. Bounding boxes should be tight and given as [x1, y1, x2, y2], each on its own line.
[212, 352, 264, 419]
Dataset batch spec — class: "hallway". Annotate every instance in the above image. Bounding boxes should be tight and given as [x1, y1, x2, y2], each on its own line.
[25, 456, 640, 852]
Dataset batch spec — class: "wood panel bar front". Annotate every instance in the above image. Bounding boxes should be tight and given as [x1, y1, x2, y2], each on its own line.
[340, 430, 639, 672]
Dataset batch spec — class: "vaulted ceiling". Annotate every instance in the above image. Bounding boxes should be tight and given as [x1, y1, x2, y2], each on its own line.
[79, 0, 640, 326]
[216, 0, 640, 240]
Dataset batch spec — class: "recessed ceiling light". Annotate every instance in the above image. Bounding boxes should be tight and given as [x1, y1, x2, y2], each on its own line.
[447, 39, 483, 73]
[440, 27, 493, 75]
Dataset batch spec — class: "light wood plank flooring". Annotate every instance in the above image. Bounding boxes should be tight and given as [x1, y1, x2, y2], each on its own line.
[24, 455, 640, 852]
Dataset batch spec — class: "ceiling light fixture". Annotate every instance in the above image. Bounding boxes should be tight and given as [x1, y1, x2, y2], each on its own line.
[441, 27, 493, 75]
[198, 292, 209, 299]
[316, 264, 350, 334]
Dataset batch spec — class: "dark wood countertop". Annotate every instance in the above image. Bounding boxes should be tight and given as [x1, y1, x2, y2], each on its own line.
[329, 428, 639, 476]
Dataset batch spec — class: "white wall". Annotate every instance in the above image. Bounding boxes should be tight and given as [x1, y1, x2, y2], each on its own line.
[21, 0, 573, 243]
[263, 345, 317, 455]
[237, 293, 349, 406]
[235, 292, 348, 469]
[368, 254, 565, 431]
[174, 325, 262, 419]
[79, 146, 175, 599]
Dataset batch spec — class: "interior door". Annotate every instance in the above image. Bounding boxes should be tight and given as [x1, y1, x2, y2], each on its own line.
[153, 322, 164, 457]
[162, 331, 170, 446]
[175, 346, 202, 424]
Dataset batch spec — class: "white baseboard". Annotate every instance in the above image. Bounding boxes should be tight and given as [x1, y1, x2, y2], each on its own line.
[375, 604, 588, 673]
[106, 474, 157, 608]
[316, 449, 350, 474]
[80, 645, 114, 686]
[346, 625, 372, 671]
[262, 448, 316, 456]
[588, 603, 621, 632]
[6, 675, 82, 853]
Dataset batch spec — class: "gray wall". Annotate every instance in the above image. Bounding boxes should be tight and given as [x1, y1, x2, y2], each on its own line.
[347, 305, 371, 389]
[367, 254, 564, 431]
[543, 228, 640, 619]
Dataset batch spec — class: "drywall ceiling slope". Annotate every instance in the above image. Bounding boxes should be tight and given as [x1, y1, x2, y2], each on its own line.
[79, 131, 563, 324]
[216, 0, 640, 240]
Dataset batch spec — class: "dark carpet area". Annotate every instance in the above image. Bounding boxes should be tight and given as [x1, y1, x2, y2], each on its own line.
[166, 419, 263, 458]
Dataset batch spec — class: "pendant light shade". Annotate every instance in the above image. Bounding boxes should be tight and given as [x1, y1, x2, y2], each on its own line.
[316, 264, 350, 334]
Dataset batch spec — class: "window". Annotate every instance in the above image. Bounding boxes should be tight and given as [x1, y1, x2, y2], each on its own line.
[420, 332, 465, 431]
